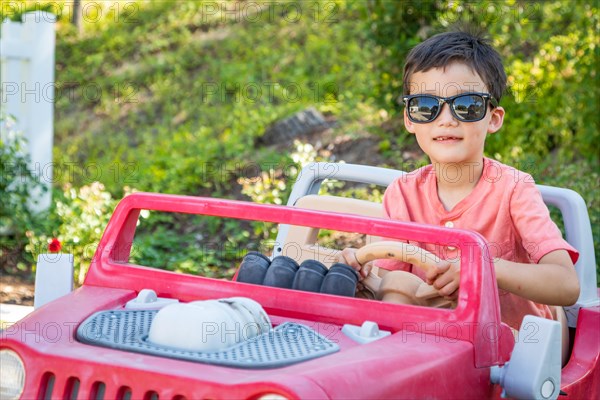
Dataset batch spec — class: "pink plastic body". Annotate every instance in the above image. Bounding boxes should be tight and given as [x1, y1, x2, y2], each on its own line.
[2, 193, 598, 399]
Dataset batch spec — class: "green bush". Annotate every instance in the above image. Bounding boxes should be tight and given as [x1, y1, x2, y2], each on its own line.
[0, 115, 49, 275]
[483, 1, 599, 162]
[3, 0, 598, 281]
[48, 0, 379, 197]
[129, 213, 248, 278]
[355, 0, 600, 275]
[26, 182, 118, 284]
[357, 0, 599, 163]
[536, 159, 600, 281]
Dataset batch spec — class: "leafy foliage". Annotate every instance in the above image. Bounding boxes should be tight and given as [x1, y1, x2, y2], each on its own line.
[0, 115, 49, 276]
[536, 159, 600, 282]
[354, 0, 600, 269]
[129, 213, 245, 279]
[46, 1, 377, 198]
[2, 1, 598, 279]
[359, 0, 599, 163]
[26, 182, 118, 283]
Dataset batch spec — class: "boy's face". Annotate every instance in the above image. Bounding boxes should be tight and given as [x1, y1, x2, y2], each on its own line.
[404, 62, 505, 166]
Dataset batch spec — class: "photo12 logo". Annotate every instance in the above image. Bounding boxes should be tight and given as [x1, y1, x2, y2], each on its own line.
[199, 81, 338, 104]
[0, 81, 138, 105]
[198, 1, 339, 24]
[1, 1, 339, 24]
[1, 2, 140, 24]
[2, 161, 139, 185]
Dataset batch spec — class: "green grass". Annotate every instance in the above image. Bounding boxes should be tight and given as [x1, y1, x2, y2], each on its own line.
[2, 0, 598, 278]
[50, 1, 380, 197]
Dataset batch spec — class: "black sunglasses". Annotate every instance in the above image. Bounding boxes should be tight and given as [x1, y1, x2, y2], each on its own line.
[402, 92, 498, 123]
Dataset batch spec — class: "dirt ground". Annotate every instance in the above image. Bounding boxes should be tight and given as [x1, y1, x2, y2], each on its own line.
[1, 275, 34, 306]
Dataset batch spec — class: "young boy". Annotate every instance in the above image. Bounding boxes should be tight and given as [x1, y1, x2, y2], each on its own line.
[339, 30, 580, 331]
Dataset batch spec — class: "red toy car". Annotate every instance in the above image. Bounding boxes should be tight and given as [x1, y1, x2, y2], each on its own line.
[1, 162, 598, 399]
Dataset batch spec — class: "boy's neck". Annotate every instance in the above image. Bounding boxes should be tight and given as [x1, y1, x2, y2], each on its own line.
[432, 159, 485, 211]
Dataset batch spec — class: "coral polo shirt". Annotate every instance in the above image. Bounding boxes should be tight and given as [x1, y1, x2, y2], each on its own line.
[377, 157, 579, 330]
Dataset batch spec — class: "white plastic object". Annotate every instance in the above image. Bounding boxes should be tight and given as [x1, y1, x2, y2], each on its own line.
[537, 185, 600, 327]
[125, 289, 179, 310]
[147, 297, 272, 352]
[341, 321, 391, 344]
[274, 162, 403, 258]
[34, 253, 74, 309]
[490, 315, 561, 399]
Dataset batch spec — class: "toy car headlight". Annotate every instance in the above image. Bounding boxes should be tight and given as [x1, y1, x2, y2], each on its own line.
[0, 349, 26, 400]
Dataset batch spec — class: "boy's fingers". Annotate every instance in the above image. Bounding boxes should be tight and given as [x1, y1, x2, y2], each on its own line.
[425, 260, 451, 283]
[339, 248, 361, 269]
[425, 269, 437, 284]
[438, 281, 459, 298]
[337, 248, 349, 263]
[360, 261, 373, 278]
[431, 260, 460, 297]
[432, 271, 453, 291]
[446, 289, 459, 300]
[338, 248, 372, 281]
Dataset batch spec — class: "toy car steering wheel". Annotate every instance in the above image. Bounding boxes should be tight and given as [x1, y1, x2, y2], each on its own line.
[354, 241, 456, 308]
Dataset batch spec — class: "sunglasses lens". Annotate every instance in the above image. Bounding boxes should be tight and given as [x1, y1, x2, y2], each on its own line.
[407, 96, 440, 122]
[452, 94, 485, 121]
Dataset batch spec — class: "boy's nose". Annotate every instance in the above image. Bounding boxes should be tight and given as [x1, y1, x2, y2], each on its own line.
[437, 103, 458, 126]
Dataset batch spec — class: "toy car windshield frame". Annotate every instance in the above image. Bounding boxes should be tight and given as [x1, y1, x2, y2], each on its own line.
[85, 192, 508, 367]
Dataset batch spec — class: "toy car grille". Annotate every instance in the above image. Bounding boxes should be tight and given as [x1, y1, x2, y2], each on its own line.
[77, 310, 339, 369]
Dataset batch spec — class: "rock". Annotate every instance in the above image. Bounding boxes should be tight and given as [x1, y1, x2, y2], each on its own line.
[259, 107, 331, 145]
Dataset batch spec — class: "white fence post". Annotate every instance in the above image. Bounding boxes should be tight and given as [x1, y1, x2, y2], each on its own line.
[1, 11, 56, 213]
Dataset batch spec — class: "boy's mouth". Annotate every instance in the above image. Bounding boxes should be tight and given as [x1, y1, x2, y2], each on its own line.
[433, 136, 462, 141]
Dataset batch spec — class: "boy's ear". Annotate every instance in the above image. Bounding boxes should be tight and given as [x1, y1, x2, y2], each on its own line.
[487, 106, 505, 134]
[404, 109, 416, 134]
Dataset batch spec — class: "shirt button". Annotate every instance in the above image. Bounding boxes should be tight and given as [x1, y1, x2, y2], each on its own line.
[444, 221, 454, 228]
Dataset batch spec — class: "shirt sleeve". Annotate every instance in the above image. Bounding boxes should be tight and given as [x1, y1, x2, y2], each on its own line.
[509, 176, 579, 264]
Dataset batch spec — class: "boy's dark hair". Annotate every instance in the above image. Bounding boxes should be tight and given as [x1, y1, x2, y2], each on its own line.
[403, 30, 507, 102]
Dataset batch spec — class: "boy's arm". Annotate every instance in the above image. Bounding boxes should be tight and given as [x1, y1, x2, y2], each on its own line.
[428, 249, 580, 305]
[344, 246, 580, 306]
[493, 249, 580, 306]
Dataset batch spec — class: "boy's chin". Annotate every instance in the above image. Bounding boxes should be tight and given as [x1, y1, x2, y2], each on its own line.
[428, 154, 484, 166]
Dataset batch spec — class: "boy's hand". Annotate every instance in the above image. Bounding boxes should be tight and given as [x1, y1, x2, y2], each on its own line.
[426, 258, 460, 299]
[338, 248, 372, 280]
